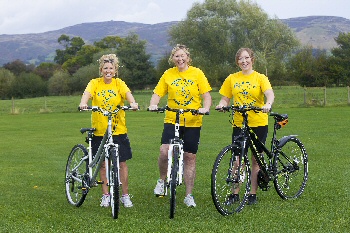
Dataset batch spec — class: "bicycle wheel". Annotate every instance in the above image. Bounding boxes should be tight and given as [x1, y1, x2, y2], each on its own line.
[109, 147, 120, 219]
[169, 145, 179, 219]
[65, 144, 89, 207]
[274, 137, 308, 199]
[211, 143, 251, 216]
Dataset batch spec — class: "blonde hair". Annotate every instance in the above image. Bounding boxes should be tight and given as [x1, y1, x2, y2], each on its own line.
[235, 48, 255, 66]
[98, 54, 119, 77]
[168, 44, 192, 66]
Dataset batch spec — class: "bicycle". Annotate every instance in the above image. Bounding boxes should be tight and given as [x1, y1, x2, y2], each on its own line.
[211, 105, 308, 216]
[149, 106, 208, 219]
[65, 105, 132, 219]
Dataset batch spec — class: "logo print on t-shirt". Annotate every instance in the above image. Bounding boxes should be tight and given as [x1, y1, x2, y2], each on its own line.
[171, 78, 194, 106]
[234, 81, 257, 106]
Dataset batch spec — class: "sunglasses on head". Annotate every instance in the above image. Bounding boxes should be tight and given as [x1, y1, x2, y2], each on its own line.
[103, 58, 114, 63]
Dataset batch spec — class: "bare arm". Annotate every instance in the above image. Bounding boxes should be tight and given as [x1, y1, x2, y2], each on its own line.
[79, 91, 92, 109]
[216, 96, 230, 109]
[199, 92, 212, 113]
[262, 89, 275, 113]
[126, 91, 138, 110]
[148, 93, 161, 110]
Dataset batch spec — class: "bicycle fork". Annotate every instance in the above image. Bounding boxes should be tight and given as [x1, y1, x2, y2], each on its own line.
[166, 143, 184, 195]
[104, 143, 121, 188]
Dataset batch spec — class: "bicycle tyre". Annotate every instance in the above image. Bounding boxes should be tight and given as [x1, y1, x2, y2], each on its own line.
[170, 145, 179, 219]
[65, 144, 89, 207]
[211, 143, 251, 216]
[274, 137, 308, 199]
[109, 147, 120, 219]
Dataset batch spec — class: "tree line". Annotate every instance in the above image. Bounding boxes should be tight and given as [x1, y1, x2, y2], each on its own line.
[1, 0, 350, 100]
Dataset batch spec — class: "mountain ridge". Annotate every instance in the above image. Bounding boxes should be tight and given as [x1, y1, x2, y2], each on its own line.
[1, 16, 350, 66]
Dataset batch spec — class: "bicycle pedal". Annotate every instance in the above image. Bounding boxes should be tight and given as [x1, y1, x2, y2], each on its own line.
[96, 180, 104, 184]
[155, 194, 166, 198]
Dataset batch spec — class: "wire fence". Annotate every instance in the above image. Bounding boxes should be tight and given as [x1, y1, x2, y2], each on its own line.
[273, 86, 350, 107]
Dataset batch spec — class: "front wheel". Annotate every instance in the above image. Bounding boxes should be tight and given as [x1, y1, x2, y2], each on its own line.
[169, 146, 179, 219]
[211, 143, 251, 216]
[274, 137, 308, 199]
[65, 144, 89, 207]
[109, 147, 120, 219]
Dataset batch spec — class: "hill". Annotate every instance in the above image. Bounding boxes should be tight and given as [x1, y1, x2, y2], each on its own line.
[0, 16, 350, 66]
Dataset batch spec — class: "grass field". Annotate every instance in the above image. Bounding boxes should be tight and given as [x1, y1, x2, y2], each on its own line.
[0, 92, 350, 232]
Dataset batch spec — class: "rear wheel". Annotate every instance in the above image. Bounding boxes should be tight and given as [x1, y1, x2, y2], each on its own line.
[211, 143, 251, 215]
[169, 146, 179, 219]
[109, 147, 120, 219]
[65, 144, 89, 207]
[274, 137, 308, 199]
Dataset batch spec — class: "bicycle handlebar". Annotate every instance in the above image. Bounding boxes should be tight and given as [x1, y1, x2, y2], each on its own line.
[147, 105, 209, 115]
[215, 105, 263, 113]
[78, 105, 135, 115]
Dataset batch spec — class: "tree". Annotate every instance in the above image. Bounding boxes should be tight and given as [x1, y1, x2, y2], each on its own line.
[116, 34, 157, 89]
[3, 59, 33, 76]
[62, 45, 101, 74]
[9, 72, 47, 98]
[70, 63, 99, 94]
[288, 46, 333, 87]
[33, 62, 61, 81]
[94, 36, 125, 49]
[168, 0, 299, 86]
[331, 32, 350, 86]
[47, 70, 71, 96]
[54, 35, 85, 65]
[0, 68, 16, 99]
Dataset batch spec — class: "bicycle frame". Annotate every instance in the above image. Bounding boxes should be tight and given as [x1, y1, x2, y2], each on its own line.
[83, 107, 121, 190]
[230, 106, 294, 186]
[166, 109, 185, 194]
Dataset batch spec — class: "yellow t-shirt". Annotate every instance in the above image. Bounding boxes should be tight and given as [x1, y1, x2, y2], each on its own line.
[219, 71, 272, 127]
[154, 66, 212, 127]
[85, 78, 130, 136]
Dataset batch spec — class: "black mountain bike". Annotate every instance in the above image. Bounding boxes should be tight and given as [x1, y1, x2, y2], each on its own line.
[211, 105, 308, 216]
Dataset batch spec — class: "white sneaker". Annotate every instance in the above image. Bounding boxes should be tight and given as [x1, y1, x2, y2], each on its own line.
[184, 194, 196, 207]
[154, 179, 165, 196]
[120, 194, 133, 208]
[100, 194, 110, 207]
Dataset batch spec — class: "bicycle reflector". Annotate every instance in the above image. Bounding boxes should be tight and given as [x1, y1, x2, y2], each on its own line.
[278, 119, 288, 128]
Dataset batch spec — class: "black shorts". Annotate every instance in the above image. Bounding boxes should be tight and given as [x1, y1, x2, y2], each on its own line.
[232, 125, 268, 153]
[161, 123, 201, 154]
[92, 134, 132, 162]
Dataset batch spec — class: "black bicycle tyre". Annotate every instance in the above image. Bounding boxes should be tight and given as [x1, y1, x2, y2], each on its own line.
[109, 147, 120, 219]
[65, 144, 88, 207]
[211, 143, 251, 216]
[274, 137, 308, 199]
[170, 145, 179, 219]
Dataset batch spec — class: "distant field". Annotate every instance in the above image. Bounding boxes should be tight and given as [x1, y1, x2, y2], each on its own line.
[1, 86, 349, 115]
[0, 95, 349, 232]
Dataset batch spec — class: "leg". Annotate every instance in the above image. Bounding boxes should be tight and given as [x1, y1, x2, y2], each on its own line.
[250, 154, 259, 195]
[154, 144, 169, 196]
[183, 152, 196, 196]
[100, 161, 109, 195]
[119, 161, 129, 195]
[158, 144, 169, 180]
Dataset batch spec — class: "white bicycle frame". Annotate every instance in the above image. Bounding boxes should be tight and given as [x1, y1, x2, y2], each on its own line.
[165, 110, 184, 195]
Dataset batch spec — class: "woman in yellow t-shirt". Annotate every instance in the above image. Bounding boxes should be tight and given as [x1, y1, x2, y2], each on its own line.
[216, 48, 275, 205]
[79, 54, 138, 208]
[149, 44, 212, 207]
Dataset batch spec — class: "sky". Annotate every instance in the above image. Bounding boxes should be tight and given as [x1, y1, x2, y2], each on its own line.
[0, 0, 350, 35]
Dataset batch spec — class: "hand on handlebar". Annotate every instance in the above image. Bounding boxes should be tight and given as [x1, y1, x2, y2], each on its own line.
[148, 105, 158, 111]
[261, 103, 272, 113]
[198, 107, 210, 115]
[130, 102, 139, 111]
